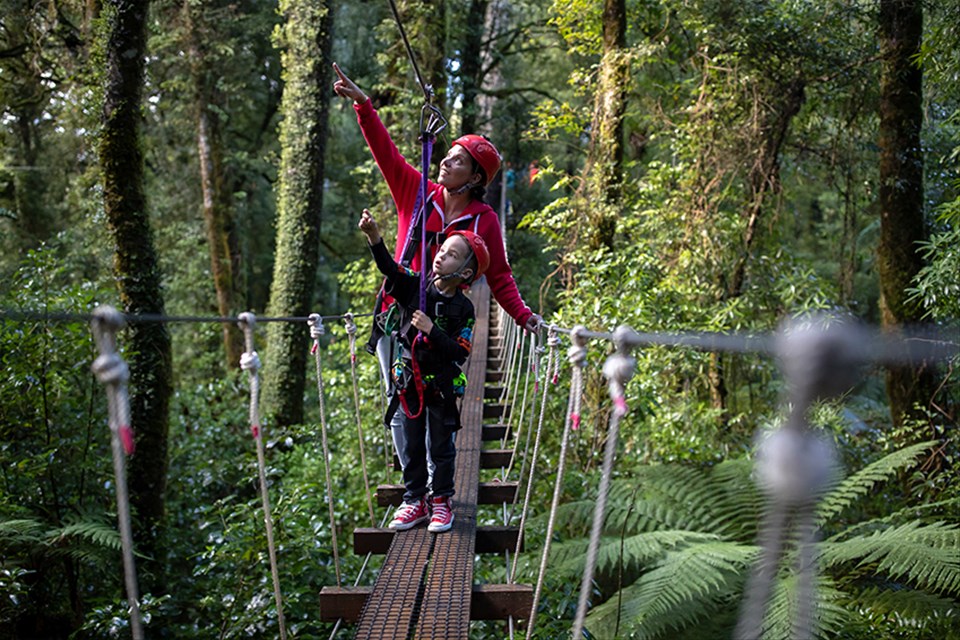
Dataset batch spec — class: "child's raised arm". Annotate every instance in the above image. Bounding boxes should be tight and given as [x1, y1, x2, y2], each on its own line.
[358, 208, 382, 245]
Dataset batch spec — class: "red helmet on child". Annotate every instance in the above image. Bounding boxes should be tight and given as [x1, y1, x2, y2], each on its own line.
[447, 230, 490, 280]
[452, 135, 501, 186]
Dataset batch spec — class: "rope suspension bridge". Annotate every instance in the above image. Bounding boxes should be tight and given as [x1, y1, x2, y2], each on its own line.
[4, 283, 956, 639]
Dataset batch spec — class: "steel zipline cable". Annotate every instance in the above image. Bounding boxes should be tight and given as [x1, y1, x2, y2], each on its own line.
[0, 308, 372, 325]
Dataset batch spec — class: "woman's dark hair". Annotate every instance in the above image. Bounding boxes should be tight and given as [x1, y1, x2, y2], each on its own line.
[469, 159, 487, 202]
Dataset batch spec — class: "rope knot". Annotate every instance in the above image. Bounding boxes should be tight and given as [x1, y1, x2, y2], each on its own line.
[91, 352, 130, 386]
[756, 428, 838, 504]
[567, 325, 589, 368]
[308, 313, 326, 340]
[547, 326, 560, 349]
[240, 351, 261, 372]
[343, 312, 357, 336]
[603, 325, 637, 417]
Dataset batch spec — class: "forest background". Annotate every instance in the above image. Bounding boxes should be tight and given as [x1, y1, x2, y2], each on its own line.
[1, 0, 958, 638]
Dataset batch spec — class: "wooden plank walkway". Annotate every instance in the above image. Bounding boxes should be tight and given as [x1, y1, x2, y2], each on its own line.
[319, 280, 532, 637]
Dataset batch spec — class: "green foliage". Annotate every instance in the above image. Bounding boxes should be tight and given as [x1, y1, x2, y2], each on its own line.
[530, 440, 958, 639]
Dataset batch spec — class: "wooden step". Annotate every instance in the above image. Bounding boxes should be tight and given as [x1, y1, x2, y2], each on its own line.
[484, 385, 505, 399]
[320, 584, 534, 622]
[376, 482, 517, 506]
[482, 424, 510, 441]
[391, 448, 512, 471]
[486, 369, 506, 382]
[353, 525, 523, 555]
[484, 404, 508, 419]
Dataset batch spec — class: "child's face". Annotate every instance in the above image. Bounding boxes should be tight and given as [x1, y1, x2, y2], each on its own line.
[433, 236, 471, 279]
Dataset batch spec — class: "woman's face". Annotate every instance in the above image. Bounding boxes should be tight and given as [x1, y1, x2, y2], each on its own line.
[438, 145, 481, 191]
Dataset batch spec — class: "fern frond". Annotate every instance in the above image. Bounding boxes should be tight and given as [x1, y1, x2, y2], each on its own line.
[820, 520, 960, 595]
[50, 519, 123, 552]
[0, 518, 46, 541]
[851, 584, 958, 625]
[702, 459, 764, 540]
[817, 441, 936, 527]
[583, 541, 756, 640]
[834, 497, 960, 540]
[759, 573, 852, 640]
[547, 530, 726, 579]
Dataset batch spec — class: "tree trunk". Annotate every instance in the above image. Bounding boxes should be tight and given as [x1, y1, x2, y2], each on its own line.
[582, 0, 628, 251]
[262, 0, 334, 427]
[98, 0, 171, 586]
[878, 0, 934, 432]
[459, 0, 488, 134]
[184, 0, 245, 370]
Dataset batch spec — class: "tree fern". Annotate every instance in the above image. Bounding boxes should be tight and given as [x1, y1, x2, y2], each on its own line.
[820, 520, 960, 595]
[852, 585, 958, 625]
[760, 574, 852, 640]
[816, 440, 937, 527]
[583, 541, 756, 639]
[540, 442, 959, 639]
[547, 530, 726, 578]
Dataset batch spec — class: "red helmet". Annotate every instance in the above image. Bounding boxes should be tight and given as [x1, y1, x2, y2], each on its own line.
[452, 134, 501, 186]
[447, 230, 490, 281]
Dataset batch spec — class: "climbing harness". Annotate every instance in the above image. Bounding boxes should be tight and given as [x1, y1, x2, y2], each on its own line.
[527, 326, 588, 638]
[308, 314, 343, 588]
[90, 305, 144, 640]
[572, 325, 637, 639]
[343, 313, 377, 527]
[237, 312, 288, 640]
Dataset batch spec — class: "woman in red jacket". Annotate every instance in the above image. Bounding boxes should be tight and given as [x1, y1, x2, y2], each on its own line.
[334, 62, 540, 468]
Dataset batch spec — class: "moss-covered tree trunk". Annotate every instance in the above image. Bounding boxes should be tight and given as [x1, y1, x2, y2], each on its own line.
[98, 0, 172, 586]
[459, 0, 488, 134]
[878, 0, 934, 432]
[262, 0, 334, 426]
[184, 0, 245, 370]
[581, 0, 628, 251]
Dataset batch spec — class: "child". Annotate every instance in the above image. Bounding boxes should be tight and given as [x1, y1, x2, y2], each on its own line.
[359, 209, 490, 533]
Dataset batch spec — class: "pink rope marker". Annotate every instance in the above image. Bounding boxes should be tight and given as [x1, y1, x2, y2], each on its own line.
[613, 395, 628, 417]
[571, 413, 581, 430]
[119, 425, 135, 455]
[250, 424, 260, 439]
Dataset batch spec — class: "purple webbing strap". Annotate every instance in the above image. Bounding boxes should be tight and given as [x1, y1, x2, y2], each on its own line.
[418, 133, 435, 316]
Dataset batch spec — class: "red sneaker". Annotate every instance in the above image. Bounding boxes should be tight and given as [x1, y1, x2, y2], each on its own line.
[388, 498, 430, 530]
[428, 496, 454, 533]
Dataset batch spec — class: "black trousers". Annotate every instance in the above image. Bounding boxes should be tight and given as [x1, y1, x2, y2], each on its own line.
[402, 403, 456, 502]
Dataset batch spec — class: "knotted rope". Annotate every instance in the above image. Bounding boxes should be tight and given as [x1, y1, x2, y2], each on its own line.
[508, 328, 546, 502]
[734, 317, 854, 640]
[308, 314, 343, 587]
[510, 325, 560, 582]
[237, 311, 287, 640]
[572, 325, 637, 638]
[343, 313, 377, 527]
[90, 305, 143, 640]
[527, 326, 588, 638]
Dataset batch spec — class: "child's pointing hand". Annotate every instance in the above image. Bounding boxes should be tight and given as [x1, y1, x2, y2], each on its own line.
[359, 208, 381, 244]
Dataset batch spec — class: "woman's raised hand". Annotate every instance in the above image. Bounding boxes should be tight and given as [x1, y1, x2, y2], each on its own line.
[333, 62, 367, 104]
